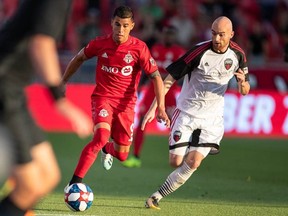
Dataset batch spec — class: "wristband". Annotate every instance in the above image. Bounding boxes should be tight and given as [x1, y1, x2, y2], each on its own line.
[48, 85, 65, 101]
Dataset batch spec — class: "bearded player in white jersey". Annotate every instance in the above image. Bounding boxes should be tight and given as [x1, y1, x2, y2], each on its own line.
[142, 16, 250, 209]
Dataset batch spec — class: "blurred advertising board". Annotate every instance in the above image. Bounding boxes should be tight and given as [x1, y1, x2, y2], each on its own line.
[26, 84, 288, 138]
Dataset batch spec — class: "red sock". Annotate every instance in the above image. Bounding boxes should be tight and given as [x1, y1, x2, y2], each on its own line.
[74, 128, 110, 178]
[133, 125, 145, 158]
[104, 142, 129, 161]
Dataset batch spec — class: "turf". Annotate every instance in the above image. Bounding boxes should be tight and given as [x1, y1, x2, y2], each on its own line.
[34, 133, 288, 216]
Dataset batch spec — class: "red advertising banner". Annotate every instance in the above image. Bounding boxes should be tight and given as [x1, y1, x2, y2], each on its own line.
[25, 84, 288, 138]
[223, 90, 288, 138]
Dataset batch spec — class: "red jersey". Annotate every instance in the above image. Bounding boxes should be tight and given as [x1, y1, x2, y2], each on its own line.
[151, 44, 185, 75]
[84, 34, 158, 110]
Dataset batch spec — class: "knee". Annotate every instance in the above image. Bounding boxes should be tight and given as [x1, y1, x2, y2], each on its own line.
[169, 153, 188, 168]
[169, 157, 183, 168]
[86, 129, 110, 153]
[186, 159, 201, 170]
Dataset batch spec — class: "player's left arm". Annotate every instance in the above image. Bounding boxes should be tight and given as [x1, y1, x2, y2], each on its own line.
[234, 68, 250, 95]
[150, 70, 170, 126]
[141, 72, 175, 130]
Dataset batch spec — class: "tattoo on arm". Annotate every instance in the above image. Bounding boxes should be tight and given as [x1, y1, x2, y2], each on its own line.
[149, 71, 161, 79]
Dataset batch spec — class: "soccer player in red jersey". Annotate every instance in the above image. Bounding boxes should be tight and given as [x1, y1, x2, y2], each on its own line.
[62, 6, 170, 186]
[122, 25, 186, 168]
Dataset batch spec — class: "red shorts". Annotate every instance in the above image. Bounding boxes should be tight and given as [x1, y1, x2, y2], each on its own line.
[91, 96, 135, 146]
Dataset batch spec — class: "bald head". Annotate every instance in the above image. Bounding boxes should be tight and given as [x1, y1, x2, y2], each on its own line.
[211, 16, 234, 53]
[212, 16, 233, 33]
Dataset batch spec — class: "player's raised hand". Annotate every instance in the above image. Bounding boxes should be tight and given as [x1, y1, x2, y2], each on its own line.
[55, 98, 93, 138]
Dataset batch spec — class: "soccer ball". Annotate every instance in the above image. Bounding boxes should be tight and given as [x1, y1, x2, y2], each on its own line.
[64, 183, 94, 211]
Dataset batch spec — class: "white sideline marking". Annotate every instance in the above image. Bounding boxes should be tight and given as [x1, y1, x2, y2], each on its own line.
[36, 214, 98, 216]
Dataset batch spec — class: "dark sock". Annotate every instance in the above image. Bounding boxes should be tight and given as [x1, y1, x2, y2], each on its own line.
[102, 146, 107, 154]
[69, 175, 83, 185]
[0, 196, 27, 216]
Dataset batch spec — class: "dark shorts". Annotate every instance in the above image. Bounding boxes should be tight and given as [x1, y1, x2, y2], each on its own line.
[0, 40, 46, 164]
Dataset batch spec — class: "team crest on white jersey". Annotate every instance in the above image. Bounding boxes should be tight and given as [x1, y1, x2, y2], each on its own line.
[224, 58, 233, 70]
[98, 109, 109, 117]
[123, 52, 134, 63]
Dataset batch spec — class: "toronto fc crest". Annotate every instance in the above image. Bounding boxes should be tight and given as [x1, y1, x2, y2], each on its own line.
[123, 52, 134, 64]
[224, 58, 233, 70]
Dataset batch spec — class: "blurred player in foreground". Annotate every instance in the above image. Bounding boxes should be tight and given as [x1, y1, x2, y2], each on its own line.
[0, 0, 92, 215]
[142, 16, 250, 209]
[62, 6, 169, 188]
[0, 125, 14, 186]
[122, 25, 185, 168]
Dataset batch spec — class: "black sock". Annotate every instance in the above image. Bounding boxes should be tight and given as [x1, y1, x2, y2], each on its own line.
[69, 175, 83, 185]
[0, 196, 27, 216]
[102, 146, 107, 154]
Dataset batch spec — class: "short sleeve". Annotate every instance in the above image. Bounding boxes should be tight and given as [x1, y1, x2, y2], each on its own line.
[139, 43, 158, 75]
[84, 39, 99, 58]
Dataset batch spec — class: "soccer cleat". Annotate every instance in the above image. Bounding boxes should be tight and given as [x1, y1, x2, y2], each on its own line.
[145, 196, 160, 210]
[122, 155, 141, 168]
[101, 149, 113, 170]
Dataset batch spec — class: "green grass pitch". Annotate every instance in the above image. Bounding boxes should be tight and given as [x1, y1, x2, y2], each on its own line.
[33, 133, 288, 216]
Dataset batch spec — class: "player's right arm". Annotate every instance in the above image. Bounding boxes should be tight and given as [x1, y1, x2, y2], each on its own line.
[62, 48, 89, 84]
[141, 74, 176, 130]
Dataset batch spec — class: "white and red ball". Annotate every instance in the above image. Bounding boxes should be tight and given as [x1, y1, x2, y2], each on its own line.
[64, 183, 94, 211]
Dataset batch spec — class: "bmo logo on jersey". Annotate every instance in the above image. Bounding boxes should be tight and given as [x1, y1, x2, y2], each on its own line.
[101, 65, 119, 74]
[101, 65, 133, 76]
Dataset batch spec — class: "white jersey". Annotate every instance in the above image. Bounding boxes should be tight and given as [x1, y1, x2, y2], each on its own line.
[166, 40, 249, 118]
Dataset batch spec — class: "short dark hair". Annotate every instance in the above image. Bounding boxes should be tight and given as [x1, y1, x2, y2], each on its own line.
[112, 5, 134, 21]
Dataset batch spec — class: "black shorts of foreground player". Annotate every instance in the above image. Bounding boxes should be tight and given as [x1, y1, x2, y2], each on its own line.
[141, 16, 250, 210]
